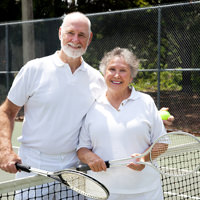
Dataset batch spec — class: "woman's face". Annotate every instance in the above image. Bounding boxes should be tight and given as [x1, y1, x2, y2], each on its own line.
[104, 56, 133, 93]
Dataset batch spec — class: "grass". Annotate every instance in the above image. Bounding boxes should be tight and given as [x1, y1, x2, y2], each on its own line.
[0, 122, 22, 183]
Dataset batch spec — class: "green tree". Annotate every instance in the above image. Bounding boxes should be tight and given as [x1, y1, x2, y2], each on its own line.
[0, 0, 192, 22]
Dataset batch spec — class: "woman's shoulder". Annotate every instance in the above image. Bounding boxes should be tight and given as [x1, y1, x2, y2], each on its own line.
[135, 90, 155, 103]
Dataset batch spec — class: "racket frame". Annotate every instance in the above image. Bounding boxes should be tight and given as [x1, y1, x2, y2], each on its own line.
[136, 131, 200, 175]
[16, 163, 110, 200]
[77, 131, 200, 177]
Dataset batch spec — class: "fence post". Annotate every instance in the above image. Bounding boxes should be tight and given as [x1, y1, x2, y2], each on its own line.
[157, 7, 161, 109]
[5, 24, 9, 92]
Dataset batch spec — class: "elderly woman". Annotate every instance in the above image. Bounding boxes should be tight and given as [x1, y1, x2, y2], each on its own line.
[77, 47, 168, 200]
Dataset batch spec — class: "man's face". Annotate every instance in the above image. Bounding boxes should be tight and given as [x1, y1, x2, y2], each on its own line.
[59, 17, 92, 58]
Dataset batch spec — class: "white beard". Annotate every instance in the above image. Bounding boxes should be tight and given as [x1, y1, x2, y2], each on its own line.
[61, 41, 87, 58]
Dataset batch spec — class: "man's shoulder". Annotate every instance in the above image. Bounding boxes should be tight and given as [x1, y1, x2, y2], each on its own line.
[28, 54, 53, 65]
[84, 62, 99, 71]
[83, 61, 103, 77]
[24, 54, 54, 72]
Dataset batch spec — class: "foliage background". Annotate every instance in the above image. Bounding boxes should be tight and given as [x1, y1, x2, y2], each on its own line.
[0, 1, 200, 134]
[0, 0, 198, 23]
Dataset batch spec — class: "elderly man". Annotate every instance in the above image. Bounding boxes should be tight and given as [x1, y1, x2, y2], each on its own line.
[0, 12, 105, 199]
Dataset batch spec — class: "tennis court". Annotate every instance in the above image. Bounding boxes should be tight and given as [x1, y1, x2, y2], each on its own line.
[0, 123, 199, 199]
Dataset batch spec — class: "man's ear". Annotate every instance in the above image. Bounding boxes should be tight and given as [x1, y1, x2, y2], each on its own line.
[87, 32, 93, 46]
[58, 27, 62, 40]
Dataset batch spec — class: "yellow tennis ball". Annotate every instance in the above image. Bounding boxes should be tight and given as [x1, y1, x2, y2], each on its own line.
[159, 110, 170, 120]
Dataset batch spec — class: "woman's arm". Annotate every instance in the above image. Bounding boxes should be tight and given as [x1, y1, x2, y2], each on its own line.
[77, 147, 107, 172]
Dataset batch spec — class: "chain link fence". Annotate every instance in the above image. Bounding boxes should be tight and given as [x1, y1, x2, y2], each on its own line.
[0, 1, 200, 133]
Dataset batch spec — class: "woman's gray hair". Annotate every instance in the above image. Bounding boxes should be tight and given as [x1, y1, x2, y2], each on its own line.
[99, 47, 139, 78]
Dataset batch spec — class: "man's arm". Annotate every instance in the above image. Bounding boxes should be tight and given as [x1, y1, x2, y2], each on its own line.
[0, 98, 22, 173]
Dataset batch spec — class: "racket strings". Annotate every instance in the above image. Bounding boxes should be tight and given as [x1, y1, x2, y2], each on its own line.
[60, 172, 108, 200]
[152, 134, 200, 176]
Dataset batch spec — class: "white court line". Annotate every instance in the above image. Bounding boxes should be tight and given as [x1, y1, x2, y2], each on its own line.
[164, 192, 200, 200]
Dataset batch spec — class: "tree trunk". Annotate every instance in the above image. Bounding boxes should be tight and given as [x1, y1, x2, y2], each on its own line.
[22, 0, 35, 64]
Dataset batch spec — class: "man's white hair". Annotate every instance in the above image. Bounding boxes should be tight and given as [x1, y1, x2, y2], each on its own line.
[61, 12, 91, 33]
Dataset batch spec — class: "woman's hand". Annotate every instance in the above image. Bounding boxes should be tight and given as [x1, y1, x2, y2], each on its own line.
[87, 154, 107, 172]
[77, 147, 107, 172]
[160, 107, 174, 126]
[127, 153, 145, 171]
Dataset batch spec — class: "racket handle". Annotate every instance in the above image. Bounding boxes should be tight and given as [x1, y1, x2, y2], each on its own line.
[76, 164, 90, 171]
[105, 161, 110, 168]
[76, 161, 110, 171]
[15, 163, 31, 173]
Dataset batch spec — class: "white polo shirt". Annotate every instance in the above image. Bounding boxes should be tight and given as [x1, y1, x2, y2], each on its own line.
[8, 52, 106, 163]
[77, 88, 166, 194]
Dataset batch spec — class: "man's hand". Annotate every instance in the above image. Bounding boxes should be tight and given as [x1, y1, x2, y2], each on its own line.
[0, 149, 21, 173]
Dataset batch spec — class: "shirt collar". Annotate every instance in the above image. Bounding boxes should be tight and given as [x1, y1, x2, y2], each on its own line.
[52, 51, 65, 67]
[52, 51, 87, 71]
[97, 87, 140, 104]
[129, 87, 140, 101]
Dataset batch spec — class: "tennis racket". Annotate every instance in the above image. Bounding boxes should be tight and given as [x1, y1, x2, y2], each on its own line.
[77, 131, 200, 177]
[16, 163, 109, 200]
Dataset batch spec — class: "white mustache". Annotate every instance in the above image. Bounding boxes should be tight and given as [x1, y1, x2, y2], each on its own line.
[67, 42, 82, 48]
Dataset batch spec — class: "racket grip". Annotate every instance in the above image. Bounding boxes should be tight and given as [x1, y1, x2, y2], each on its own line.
[76, 164, 90, 171]
[76, 161, 110, 171]
[105, 161, 110, 168]
[15, 163, 31, 173]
